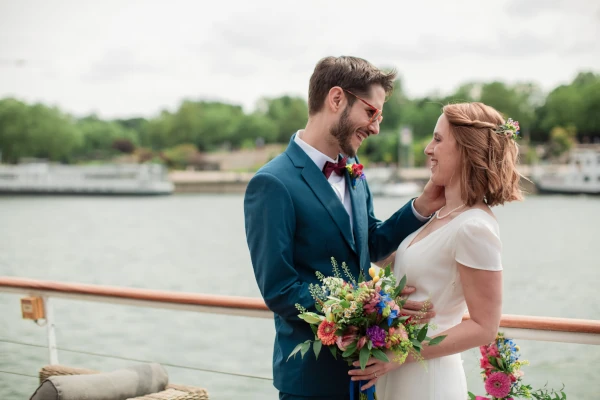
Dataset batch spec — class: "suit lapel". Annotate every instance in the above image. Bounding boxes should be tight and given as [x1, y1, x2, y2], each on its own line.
[345, 162, 367, 264]
[301, 165, 357, 254]
[285, 137, 357, 255]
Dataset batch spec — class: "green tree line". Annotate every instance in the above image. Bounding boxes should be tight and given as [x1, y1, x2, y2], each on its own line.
[0, 72, 598, 166]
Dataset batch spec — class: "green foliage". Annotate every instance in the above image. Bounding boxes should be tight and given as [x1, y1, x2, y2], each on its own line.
[548, 126, 577, 157]
[76, 115, 139, 160]
[532, 71, 600, 141]
[258, 95, 308, 142]
[161, 143, 202, 169]
[1, 71, 598, 166]
[0, 98, 82, 163]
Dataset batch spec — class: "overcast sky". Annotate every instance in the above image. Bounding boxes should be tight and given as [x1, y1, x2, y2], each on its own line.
[1, 0, 598, 119]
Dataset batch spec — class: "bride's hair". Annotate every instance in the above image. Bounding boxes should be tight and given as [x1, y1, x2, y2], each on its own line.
[442, 102, 523, 207]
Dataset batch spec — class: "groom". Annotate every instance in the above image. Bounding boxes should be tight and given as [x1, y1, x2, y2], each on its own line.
[244, 56, 444, 399]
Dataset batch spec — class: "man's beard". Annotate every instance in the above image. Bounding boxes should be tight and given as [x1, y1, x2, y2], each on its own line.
[330, 107, 356, 157]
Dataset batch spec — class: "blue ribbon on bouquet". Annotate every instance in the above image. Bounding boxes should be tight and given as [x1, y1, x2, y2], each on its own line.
[349, 371, 376, 400]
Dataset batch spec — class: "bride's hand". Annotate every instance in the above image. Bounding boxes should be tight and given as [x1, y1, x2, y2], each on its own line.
[348, 356, 402, 390]
[398, 288, 436, 324]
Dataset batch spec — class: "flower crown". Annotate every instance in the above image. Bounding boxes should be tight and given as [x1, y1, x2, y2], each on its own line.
[496, 118, 520, 140]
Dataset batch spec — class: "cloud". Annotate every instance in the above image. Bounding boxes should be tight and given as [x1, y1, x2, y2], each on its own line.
[357, 32, 559, 64]
[81, 48, 166, 82]
[506, 0, 599, 18]
[505, 0, 567, 17]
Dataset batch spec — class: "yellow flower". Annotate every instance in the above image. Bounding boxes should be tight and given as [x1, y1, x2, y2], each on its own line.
[373, 276, 380, 283]
[369, 267, 376, 278]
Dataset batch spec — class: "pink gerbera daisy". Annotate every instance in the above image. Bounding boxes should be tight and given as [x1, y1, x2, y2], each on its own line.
[485, 372, 512, 398]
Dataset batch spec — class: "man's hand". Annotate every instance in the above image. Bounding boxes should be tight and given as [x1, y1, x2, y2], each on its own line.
[399, 286, 435, 324]
[414, 179, 445, 217]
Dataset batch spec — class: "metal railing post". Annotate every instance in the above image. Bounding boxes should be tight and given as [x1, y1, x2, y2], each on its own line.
[43, 296, 59, 364]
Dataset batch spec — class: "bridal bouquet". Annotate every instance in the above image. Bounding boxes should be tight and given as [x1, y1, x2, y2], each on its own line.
[288, 257, 445, 399]
[468, 332, 566, 400]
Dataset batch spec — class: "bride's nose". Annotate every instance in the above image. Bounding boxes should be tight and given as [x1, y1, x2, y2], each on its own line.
[424, 141, 434, 155]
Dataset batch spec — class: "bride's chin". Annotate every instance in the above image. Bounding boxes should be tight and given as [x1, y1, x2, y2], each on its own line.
[429, 175, 442, 186]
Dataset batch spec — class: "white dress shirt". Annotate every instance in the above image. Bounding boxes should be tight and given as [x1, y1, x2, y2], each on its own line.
[295, 130, 354, 229]
[294, 130, 430, 231]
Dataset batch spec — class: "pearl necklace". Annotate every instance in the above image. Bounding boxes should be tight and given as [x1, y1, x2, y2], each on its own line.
[436, 204, 465, 220]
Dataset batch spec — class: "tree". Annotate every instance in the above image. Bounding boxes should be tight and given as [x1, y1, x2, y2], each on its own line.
[258, 95, 308, 142]
[76, 116, 139, 160]
[0, 98, 82, 163]
[547, 126, 577, 158]
[111, 138, 135, 154]
[533, 72, 600, 142]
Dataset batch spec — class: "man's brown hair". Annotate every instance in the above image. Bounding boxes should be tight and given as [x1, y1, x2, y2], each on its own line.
[308, 56, 397, 115]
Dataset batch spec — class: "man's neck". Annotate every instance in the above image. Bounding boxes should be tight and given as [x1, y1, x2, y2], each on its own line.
[301, 120, 340, 160]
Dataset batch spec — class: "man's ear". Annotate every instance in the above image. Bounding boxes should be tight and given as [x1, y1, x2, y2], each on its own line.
[326, 86, 345, 113]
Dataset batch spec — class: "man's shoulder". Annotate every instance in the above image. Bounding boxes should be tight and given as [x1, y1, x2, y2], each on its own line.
[253, 152, 294, 179]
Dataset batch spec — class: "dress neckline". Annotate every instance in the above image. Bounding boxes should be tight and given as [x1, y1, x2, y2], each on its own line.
[406, 208, 495, 250]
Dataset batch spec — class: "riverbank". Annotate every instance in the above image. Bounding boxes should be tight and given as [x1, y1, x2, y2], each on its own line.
[169, 167, 539, 194]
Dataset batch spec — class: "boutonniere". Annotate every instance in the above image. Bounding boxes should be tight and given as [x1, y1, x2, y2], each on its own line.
[345, 163, 365, 189]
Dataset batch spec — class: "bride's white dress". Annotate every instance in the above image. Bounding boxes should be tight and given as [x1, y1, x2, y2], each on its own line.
[376, 209, 503, 400]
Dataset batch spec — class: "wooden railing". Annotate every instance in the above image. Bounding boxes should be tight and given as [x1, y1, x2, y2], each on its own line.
[1, 276, 599, 348]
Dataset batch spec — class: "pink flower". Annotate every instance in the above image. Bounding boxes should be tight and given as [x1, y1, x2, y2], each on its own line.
[480, 343, 499, 358]
[488, 343, 500, 357]
[484, 372, 512, 398]
[511, 370, 524, 382]
[479, 345, 489, 357]
[363, 293, 380, 314]
[351, 163, 364, 177]
[356, 336, 367, 350]
[480, 357, 494, 370]
[336, 328, 358, 351]
[395, 324, 408, 340]
[475, 397, 491, 400]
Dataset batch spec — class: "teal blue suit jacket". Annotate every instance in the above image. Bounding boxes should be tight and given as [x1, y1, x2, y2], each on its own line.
[244, 135, 426, 396]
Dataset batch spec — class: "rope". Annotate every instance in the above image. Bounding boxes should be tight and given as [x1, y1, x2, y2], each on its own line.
[0, 338, 272, 381]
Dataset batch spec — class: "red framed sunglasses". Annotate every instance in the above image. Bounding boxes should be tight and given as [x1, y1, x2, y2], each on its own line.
[343, 89, 383, 124]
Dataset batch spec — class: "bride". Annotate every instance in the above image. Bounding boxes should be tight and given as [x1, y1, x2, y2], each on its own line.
[349, 102, 523, 399]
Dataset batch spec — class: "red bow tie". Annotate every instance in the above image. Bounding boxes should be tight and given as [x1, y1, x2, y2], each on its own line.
[323, 157, 348, 179]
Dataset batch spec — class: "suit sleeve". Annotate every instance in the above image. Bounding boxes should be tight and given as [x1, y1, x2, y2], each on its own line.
[244, 172, 314, 320]
[365, 182, 426, 262]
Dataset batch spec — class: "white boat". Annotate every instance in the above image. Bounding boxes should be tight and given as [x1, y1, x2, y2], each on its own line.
[533, 148, 600, 195]
[379, 181, 422, 197]
[364, 167, 423, 197]
[0, 162, 174, 195]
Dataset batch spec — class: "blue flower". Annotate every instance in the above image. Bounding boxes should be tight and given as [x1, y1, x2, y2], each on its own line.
[387, 308, 399, 326]
[378, 293, 392, 313]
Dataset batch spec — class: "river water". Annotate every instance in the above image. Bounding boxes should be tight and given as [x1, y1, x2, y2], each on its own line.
[1, 194, 599, 399]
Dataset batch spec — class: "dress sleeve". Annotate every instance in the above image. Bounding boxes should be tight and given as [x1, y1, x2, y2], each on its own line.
[454, 218, 503, 271]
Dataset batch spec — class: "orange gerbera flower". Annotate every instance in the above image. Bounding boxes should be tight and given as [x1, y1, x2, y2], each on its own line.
[317, 320, 337, 346]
